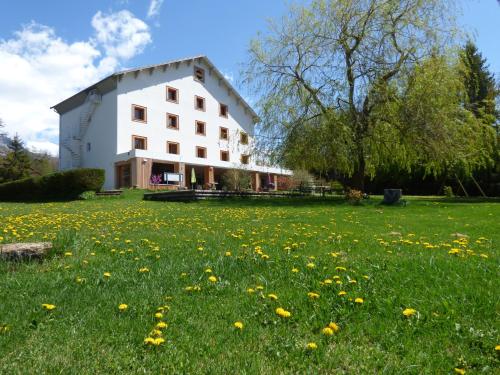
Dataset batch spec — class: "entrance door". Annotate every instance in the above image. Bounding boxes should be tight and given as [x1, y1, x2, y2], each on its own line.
[116, 164, 131, 188]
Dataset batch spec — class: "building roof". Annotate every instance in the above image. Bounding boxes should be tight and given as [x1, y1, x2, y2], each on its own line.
[51, 55, 259, 121]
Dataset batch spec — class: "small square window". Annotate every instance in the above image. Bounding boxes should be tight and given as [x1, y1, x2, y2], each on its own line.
[241, 154, 249, 165]
[194, 66, 205, 82]
[195, 96, 205, 111]
[219, 103, 228, 118]
[220, 150, 229, 162]
[240, 132, 249, 145]
[132, 136, 147, 150]
[166, 86, 178, 103]
[195, 121, 206, 135]
[167, 142, 179, 155]
[167, 113, 179, 129]
[196, 146, 207, 158]
[219, 127, 229, 140]
[132, 105, 147, 122]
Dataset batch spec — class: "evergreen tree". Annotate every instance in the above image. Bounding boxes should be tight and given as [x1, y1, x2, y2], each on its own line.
[460, 41, 499, 124]
[0, 134, 32, 182]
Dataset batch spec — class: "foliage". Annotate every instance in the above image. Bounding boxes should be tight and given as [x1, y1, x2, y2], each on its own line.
[78, 191, 97, 200]
[460, 41, 499, 125]
[221, 169, 251, 191]
[443, 186, 454, 197]
[245, 0, 494, 191]
[0, 135, 32, 183]
[290, 169, 313, 191]
[0, 194, 498, 372]
[0, 168, 105, 201]
[345, 189, 363, 204]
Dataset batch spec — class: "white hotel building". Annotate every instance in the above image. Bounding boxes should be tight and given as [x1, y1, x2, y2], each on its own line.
[53, 56, 290, 190]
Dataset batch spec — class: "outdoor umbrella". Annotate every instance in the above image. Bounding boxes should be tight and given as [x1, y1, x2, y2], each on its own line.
[191, 168, 197, 189]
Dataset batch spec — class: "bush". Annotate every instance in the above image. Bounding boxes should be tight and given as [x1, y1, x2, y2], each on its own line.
[443, 185, 454, 197]
[345, 189, 363, 204]
[0, 168, 104, 201]
[221, 169, 252, 191]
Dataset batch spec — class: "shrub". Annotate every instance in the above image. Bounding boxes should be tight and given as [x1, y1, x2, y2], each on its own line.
[221, 169, 251, 191]
[0, 168, 104, 201]
[443, 185, 454, 197]
[345, 189, 363, 204]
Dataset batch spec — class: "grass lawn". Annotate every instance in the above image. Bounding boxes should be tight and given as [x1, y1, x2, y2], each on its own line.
[0, 191, 498, 374]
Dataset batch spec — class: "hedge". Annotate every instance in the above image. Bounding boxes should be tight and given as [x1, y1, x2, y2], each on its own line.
[0, 168, 105, 201]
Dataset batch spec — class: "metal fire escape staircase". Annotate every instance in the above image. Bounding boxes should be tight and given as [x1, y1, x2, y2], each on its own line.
[61, 90, 101, 168]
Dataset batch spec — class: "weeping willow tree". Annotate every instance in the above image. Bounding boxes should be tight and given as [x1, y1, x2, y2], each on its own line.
[244, 0, 495, 190]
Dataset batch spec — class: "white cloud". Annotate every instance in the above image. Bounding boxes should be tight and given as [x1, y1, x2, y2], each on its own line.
[147, 0, 164, 18]
[92, 10, 151, 61]
[0, 10, 152, 156]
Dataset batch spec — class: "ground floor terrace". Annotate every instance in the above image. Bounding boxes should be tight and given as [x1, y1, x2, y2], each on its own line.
[114, 157, 287, 191]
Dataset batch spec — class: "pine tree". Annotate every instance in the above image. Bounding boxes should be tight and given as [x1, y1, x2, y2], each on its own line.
[460, 41, 499, 124]
[0, 134, 32, 182]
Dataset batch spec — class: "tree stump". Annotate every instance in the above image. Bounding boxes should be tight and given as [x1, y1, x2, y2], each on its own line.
[0, 242, 52, 261]
[382, 189, 402, 205]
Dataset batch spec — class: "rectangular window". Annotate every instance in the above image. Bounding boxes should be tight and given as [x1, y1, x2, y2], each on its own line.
[195, 120, 206, 135]
[132, 135, 147, 150]
[241, 154, 249, 165]
[219, 103, 228, 118]
[196, 146, 207, 158]
[194, 66, 205, 82]
[166, 86, 179, 103]
[220, 150, 229, 162]
[86, 142, 91, 152]
[167, 113, 179, 129]
[240, 132, 249, 145]
[132, 104, 147, 123]
[195, 96, 205, 111]
[219, 127, 229, 140]
[167, 141, 180, 155]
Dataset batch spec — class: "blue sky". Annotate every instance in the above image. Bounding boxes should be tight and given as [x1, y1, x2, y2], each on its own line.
[0, 0, 498, 154]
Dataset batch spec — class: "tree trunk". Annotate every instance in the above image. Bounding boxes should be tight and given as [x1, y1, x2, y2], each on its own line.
[348, 153, 366, 192]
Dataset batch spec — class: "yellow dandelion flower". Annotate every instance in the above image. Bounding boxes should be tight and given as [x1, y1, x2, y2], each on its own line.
[328, 322, 340, 332]
[256, 285, 264, 290]
[306, 262, 315, 269]
[354, 297, 364, 304]
[154, 312, 163, 319]
[225, 251, 232, 256]
[338, 291, 347, 296]
[247, 288, 255, 294]
[322, 327, 334, 336]
[144, 337, 155, 345]
[268, 293, 278, 301]
[41, 304, 56, 311]
[306, 342, 318, 350]
[495, 344, 500, 351]
[275, 307, 292, 318]
[402, 308, 417, 317]
[139, 267, 149, 273]
[208, 276, 217, 283]
[103, 272, 111, 278]
[291, 268, 299, 273]
[454, 368, 465, 375]
[234, 321, 244, 330]
[153, 337, 165, 346]
[307, 292, 320, 299]
[156, 322, 168, 329]
[205, 268, 212, 273]
[323, 279, 333, 285]
[118, 304, 128, 311]
[64, 252, 72, 257]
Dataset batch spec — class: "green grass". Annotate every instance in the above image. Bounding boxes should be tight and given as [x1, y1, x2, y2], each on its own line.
[0, 191, 498, 374]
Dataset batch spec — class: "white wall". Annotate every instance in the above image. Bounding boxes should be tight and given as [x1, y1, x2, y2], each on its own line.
[59, 90, 118, 189]
[81, 90, 117, 189]
[116, 60, 257, 170]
